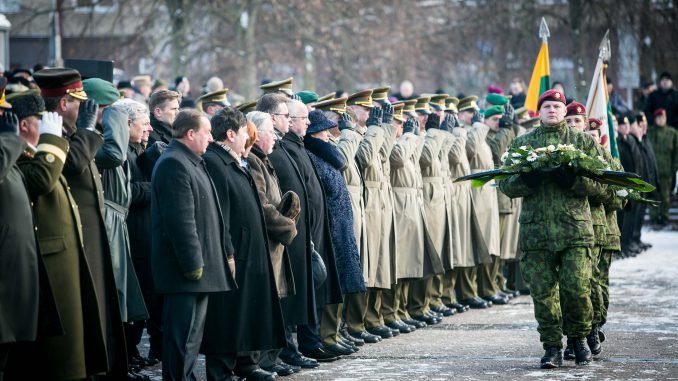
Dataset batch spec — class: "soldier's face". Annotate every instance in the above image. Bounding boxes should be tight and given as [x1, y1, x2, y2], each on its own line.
[485, 114, 501, 131]
[656, 114, 667, 127]
[19, 116, 40, 146]
[459, 110, 474, 125]
[565, 115, 587, 131]
[539, 101, 566, 125]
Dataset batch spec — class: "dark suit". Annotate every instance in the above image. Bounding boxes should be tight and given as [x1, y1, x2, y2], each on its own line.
[151, 139, 235, 381]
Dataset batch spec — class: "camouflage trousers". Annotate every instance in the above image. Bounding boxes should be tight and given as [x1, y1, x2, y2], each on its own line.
[521, 247, 593, 349]
[562, 246, 603, 337]
[598, 250, 614, 326]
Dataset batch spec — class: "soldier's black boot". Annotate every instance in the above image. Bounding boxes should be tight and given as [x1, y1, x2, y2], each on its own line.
[563, 337, 575, 360]
[540, 347, 563, 369]
[598, 324, 606, 343]
[573, 337, 592, 365]
[587, 325, 602, 355]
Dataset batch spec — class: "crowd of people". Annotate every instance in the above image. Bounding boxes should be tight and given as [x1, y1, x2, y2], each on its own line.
[0, 65, 675, 381]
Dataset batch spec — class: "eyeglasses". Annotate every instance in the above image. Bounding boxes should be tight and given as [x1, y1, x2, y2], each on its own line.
[271, 113, 290, 119]
[290, 115, 308, 120]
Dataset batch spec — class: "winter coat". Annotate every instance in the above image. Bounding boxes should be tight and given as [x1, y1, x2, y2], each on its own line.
[448, 128, 475, 267]
[645, 88, 678, 127]
[95, 107, 147, 323]
[147, 114, 173, 146]
[390, 133, 444, 279]
[63, 127, 127, 378]
[16, 134, 109, 380]
[498, 121, 606, 252]
[438, 130, 457, 271]
[336, 129, 369, 283]
[465, 122, 500, 263]
[150, 139, 236, 294]
[201, 143, 285, 353]
[305, 136, 366, 295]
[647, 124, 678, 179]
[274, 132, 342, 307]
[377, 123, 398, 286]
[248, 144, 296, 298]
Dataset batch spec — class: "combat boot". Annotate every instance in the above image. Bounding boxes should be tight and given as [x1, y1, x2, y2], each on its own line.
[563, 337, 575, 360]
[573, 337, 592, 365]
[587, 325, 602, 355]
[540, 346, 563, 369]
[598, 324, 606, 343]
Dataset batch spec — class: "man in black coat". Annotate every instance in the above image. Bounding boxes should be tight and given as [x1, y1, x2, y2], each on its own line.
[201, 108, 285, 381]
[634, 115, 659, 250]
[616, 115, 646, 256]
[151, 110, 236, 381]
[148, 90, 181, 145]
[645, 72, 678, 127]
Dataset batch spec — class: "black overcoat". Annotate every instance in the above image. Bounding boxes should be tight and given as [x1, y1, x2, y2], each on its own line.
[200, 143, 285, 353]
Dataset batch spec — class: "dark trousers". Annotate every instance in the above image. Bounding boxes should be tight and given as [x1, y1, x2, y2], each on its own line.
[633, 204, 647, 243]
[280, 325, 301, 360]
[162, 293, 208, 381]
[620, 204, 639, 249]
[297, 323, 322, 353]
[128, 249, 164, 358]
[206, 352, 259, 381]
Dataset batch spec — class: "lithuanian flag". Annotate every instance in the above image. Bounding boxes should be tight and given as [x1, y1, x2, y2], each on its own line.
[525, 40, 551, 112]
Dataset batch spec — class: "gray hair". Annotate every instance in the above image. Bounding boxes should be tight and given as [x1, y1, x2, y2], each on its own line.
[246, 111, 272, 131]
[113, 98, 148, 122]
[286, 99, 306, 116]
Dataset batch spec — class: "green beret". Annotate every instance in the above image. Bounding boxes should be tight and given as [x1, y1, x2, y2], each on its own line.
[485, 93, 509, 106]
[83, 78, 120, 106]
[296, 91, 319, 105]
[484, 105, 504, 118]
[7, 91, 45, 120]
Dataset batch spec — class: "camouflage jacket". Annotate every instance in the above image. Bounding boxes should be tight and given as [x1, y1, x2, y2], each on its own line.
[498, 120, 605, 252]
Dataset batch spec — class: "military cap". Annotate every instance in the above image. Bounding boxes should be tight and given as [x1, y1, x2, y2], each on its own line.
[34, 68, 88, 101]
[316, 92, 335, 102]
[0, 77, 11, 109]
[313, 96, 347, 114]
[514, 106, 529, 120]
[457, 95, 479, 112]
[484, 105, 504, 118]
[425, 93, 449, 111]
[565, 101, 586, 117]
[197, 89, 230, 111]
[400, 99, 417, 117]
[414, 96, 432, 114]
[486, 93, 509, 106]
[487, 85, 505, 94]
[445, 97, 459, 112]
[6, 91, 45, 120]
[117, 80, 133, 90]
[347, 89, 374, 108]
[372, 86, 391, 102]
[83, 78, 120, 106]
[307, 109, 337, 135]
[537, 89, 565, 110]
[588, 117, 602, 131]
[260, 77, 294, 96]
[522, 116, 540, 130]
[296, 91, 319, 105]
[132, 75, 152, 88]
[653, 108, 666, 118]
[237, 100, 257, 114]
[393, 102, 405, 122]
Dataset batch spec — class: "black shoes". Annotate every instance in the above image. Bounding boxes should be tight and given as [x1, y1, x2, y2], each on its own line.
[540, 347, 563, 369]
[340, 327, 365, 346]
[587, 325, 602, 355]
[502, 288, 521, 298]
[460, 297, 489, 309]
[349, 330, 382, 343]
[482, 294, 509, 305]
[261, 363, 298, 377]
[445, 302, 470, 313]
[564, 338, 575, 361]
[598, 326, 606, 343]
[386, 320, 415, 333]
[367, 325, 394, 339]
[323, 343, 354, 356]
[431, 305, 456, 317]
[280, 353, 319, 369]
[242, 368, 277, 381]
[411, 314, 440, 325]
[402, 318, 427, 329]
[573, 337, 592, 365]
[301, 347, 340, 362]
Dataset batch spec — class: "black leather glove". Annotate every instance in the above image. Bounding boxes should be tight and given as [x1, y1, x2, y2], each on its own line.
[440, 114, 456, 131]
[403, 118, 417, 134]
[366, 107, 383, 127]
[338, 112, 355, 131]
[0, 112, 19, 135]
[381, 103, 394, 124]
[499, 103, 514, 128]
[290, 93, 301, 101]
[520, 170, 545, 188]
[471, 110, 484, 124]
[424, 113, 440, 131]
[75, 99, 99, 130]
[551, 166, 577, 189]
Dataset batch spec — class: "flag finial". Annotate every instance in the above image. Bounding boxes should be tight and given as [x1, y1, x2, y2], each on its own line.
[599, 29, 611, 61]
[539, 17, 550, 42]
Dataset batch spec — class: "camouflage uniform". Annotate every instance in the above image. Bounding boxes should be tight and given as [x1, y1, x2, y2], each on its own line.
[498, 120, 605, 349]
[646, 124, 678, 223]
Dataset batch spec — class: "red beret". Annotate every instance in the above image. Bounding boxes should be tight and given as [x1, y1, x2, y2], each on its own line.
[537, 89, 566, 110]
[588, 118, 602, 130]
[487, 85, 505, 94]
[653, 108, 666, 118]
[565, 101, 586, 117]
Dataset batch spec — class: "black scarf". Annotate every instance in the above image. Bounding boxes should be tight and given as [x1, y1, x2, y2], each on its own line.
[304, 135, 346, 171]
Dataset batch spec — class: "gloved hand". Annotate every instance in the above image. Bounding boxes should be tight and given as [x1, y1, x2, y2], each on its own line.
[440, 114, 456, 131]
[424, 113, 440, 131]
[403, 118, 417, 134]
[38, 112, 63, 137]
[551, 166, 577, 189]
[499, 103, 514, 128]
[366, 107, 383, 127]
[381, 103, 394, 124]
[75, 99, 99, 130]
[290, 93, 301, 101]
[471, 110, 484, 124]
[0, 112, 19, 135]
[338, 112, 355, 131]
[184, 266, 204, 280]
[520, 170, 545, 188]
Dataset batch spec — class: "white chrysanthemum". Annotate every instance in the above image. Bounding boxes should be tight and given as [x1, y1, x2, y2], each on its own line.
[547, 145, 556, 152]
[520, 145, 528, 150]
[526, 154, 537, 162]
[512, 152, 522, 158]
[535, 147, 547, 153]
[616, 189, 629, 197]
[512, 159, 521, 164]
[501, 151, 509, 162]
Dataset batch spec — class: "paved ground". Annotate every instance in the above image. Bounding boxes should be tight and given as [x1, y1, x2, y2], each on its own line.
[139, 229, 678, 380]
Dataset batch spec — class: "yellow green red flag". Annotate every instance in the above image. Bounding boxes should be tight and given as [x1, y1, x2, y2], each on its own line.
[525, 41, 551, 112]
